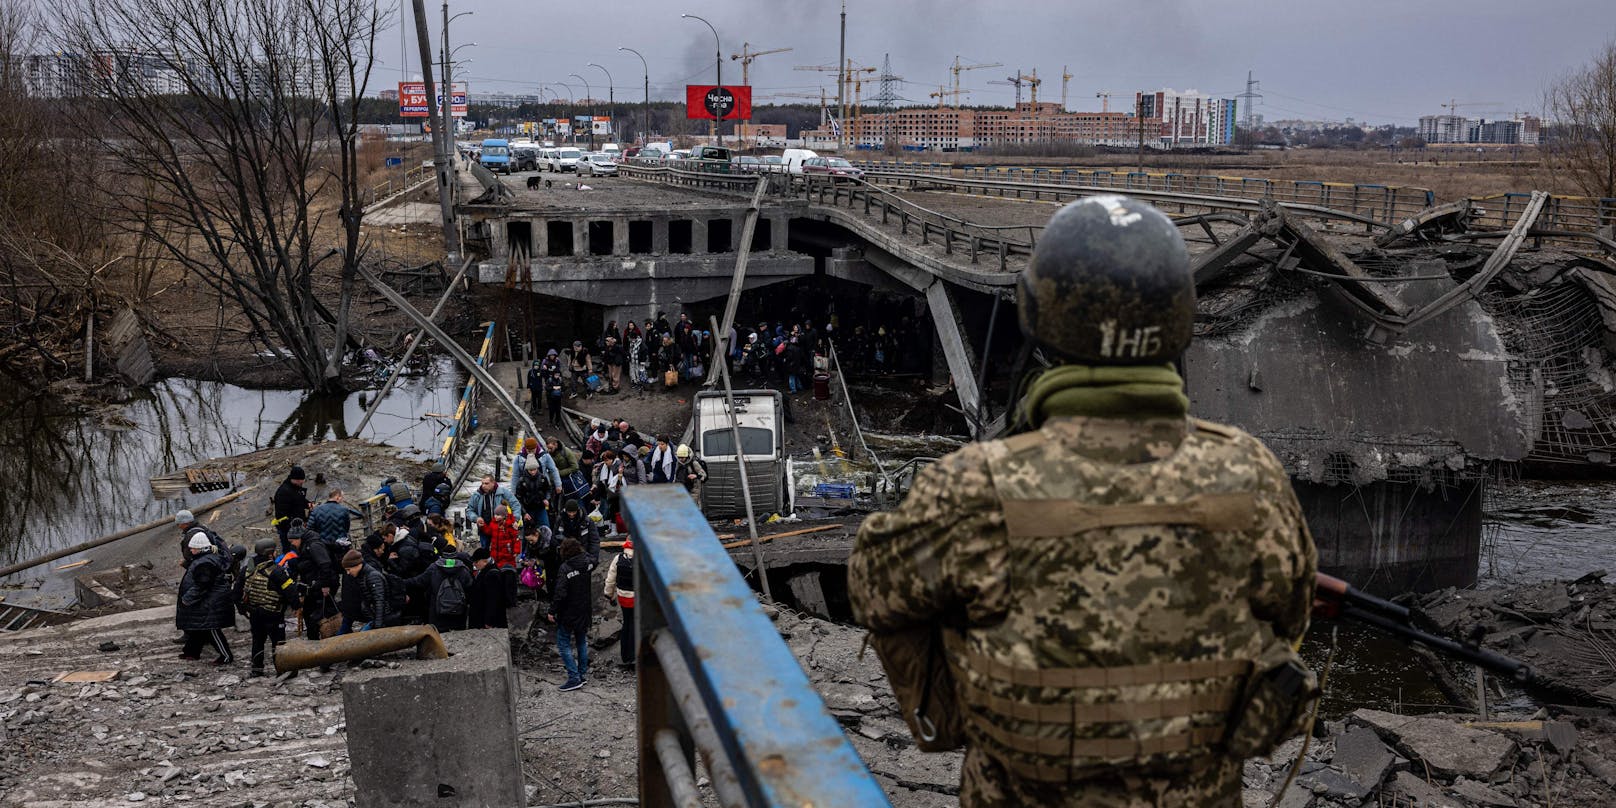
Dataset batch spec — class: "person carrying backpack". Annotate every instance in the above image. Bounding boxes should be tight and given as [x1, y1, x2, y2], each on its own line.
[236, 538, 296, 676]
[343, 549, 399, 629]
[407, 549, 474, 632]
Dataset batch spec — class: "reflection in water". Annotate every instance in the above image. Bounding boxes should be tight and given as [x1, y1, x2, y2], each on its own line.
[0, 360, 464, 575]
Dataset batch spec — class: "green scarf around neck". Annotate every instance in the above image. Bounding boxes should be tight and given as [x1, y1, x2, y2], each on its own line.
[1013, 363, 1189, 429]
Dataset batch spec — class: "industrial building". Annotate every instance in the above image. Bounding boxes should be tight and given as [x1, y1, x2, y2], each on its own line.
[804, 87, 1237, 152]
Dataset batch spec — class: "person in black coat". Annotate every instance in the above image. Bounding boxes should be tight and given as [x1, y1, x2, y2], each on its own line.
[550, 538, 593, 690]
[467, 547, 509, 630]
[406, 547, 474, 632]
[288, 530, 339, 641]
[175, 509, 226, 568]
[525, 360, 545, 416]
[420, 462, 450, 511]
[177, 534, 236, 663]
[342, 549, 396, 629]
[272, 466, 311, 552]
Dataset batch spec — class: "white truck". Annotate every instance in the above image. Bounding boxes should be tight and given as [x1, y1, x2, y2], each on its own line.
[692, 390, 788, 518]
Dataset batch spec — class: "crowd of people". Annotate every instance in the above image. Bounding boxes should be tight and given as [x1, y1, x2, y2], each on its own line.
[173, 438, 676, 690]
[522, 303, 933, 415]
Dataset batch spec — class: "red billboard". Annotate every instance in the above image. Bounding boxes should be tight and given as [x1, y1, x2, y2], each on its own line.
[398, 82, 468, 118]
[685, 85, 752, 121]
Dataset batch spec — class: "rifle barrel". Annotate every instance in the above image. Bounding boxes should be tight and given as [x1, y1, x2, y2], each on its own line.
[1316, 572, 1411, 620]
[1342, 604, 1532, 683]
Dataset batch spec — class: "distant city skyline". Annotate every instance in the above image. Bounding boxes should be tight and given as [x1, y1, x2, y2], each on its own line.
[371, 0, 1615, 127]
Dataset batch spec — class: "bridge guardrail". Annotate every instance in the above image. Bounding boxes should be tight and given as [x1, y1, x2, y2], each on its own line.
[366, 163, 432, 207]
[623, 485, 892, 808]
[851, 161, 1437, 225]
[1466, 191, 1616, 234]
[438, 321, 495, 465]
[618, 161, 1037, 270]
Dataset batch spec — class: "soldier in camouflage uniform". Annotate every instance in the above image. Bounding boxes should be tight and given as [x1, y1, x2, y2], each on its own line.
[849, 195, 1318, 807]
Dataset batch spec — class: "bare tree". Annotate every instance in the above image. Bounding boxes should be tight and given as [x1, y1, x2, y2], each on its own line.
[1545, 41, 1616, 201]
[52, 0, 387, 393]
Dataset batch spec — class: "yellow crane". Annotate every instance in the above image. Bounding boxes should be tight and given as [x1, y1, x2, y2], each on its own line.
[731, 43, 793, 87]
[1061, 65, 1073, 111]
[950, 56, 1002, 111]
[1096, 89, 1113, 113]
[1025, 68, 1043, 113]
[930, 85, 965, 109]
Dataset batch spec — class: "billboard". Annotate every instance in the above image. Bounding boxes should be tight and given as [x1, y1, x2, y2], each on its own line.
[397, 82, 468, 118]
[685, 85, 752, 121]
[591, 116, 612, 135]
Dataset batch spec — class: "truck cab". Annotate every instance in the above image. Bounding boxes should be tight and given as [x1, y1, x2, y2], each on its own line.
[692, 390, 787, 518]
[478, 138, 512, 174]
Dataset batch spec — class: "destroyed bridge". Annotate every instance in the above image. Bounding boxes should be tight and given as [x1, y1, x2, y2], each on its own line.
[455, 160, 1616, 595]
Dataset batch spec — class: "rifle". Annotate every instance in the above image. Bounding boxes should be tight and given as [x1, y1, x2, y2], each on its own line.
[1313, 572, 1532, 683]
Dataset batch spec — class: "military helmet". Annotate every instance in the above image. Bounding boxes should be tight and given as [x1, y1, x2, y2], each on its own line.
[1018, 195, 1194, 364]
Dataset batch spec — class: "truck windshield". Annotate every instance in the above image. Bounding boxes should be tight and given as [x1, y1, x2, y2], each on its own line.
[482, 146, 508, 157]
[702, 427, 774, 457]
[559, 149, 581, 158]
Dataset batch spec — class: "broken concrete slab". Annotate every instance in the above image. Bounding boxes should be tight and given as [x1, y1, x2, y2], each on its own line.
[1352, 709, 1517, 781]
[1389, 771, 1464, 807]
[1332, 724, 1395, 789]
[343, 629, 522, 808]
[1448, 776, 1516, 806]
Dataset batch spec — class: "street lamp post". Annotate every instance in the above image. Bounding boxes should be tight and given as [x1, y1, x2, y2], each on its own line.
[681, 13, 722, 145]
[619, 47, 649, 146]
[556, 83, 576, 141]
[571, 72, 593, 149]
[440, 6, 472, 184]
[588, 62, 613, 144]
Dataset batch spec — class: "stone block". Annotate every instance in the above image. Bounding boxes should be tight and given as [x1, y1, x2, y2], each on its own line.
[1352, 709, 1516, 781]
[343, 629, 522, 807]
[1332, 725, 1394, 788]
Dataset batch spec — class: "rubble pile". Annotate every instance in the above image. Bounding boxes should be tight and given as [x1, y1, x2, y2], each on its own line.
[1242, 709, 1616, 807]
[1417, 571, 1616, 704]
[0, 608, 355, 807]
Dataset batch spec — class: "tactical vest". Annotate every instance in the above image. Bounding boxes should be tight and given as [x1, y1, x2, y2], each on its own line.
[242, 560, 285, 613]
[947, 419, 1299, 783]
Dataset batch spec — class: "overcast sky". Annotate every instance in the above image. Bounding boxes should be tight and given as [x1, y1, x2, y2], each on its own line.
[378, 0, 1616, 125]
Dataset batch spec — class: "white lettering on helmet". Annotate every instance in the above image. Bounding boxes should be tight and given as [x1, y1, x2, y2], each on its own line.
[1080, 195, 1143, 227]
[1097, 322, 1163, 358]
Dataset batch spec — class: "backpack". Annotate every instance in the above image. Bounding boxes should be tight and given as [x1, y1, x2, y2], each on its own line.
[434, 561, 468, 616]
[242, 560, 287, 613]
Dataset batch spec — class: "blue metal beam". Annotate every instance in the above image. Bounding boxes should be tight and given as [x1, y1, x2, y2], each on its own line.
[622, 485, 891, 807]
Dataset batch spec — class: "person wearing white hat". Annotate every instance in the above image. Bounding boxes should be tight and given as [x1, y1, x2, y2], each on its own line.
[177, 533, 235, 665]
[674, 444, 707, 495]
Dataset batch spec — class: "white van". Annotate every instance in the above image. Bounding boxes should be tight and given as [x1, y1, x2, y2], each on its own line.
[538, 147, 557, 170]
[693, 390, 787, 518]
[781, 148, 820, 174]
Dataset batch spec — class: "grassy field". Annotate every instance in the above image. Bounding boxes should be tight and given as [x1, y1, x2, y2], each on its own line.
[885, 147, 1570, 202]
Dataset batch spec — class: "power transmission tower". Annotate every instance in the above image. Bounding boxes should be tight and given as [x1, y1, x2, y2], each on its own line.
[1237, 70, 1262, 150]
[870, 53, 905, 113]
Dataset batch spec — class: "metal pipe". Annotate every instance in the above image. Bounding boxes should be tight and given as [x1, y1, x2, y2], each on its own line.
[0, 490, 247, 580]
[409, 0, 458, 263]
[708, 316, 771, 603]
[274, 624, 450, 673]
[649, 630, 747, 808]
[652, 729, 703, 808]
[354, 256, 473, 437]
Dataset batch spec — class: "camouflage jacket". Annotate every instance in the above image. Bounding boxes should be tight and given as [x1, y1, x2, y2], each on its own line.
[848, 415, 1317, 805]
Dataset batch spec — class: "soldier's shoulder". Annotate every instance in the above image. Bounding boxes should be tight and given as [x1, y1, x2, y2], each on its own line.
[1190, 418, 1292, 485]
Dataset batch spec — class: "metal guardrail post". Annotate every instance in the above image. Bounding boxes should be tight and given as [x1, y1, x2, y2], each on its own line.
[626, 486, 890, 808]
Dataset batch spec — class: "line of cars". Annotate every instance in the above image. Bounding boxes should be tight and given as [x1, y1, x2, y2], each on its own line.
[477, 139, 621, 176]
[631, 146, 864, 178]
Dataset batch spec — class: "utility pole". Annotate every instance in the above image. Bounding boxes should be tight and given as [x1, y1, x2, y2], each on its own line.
[410, 0, 457, 263]
[1137, 91, 1147, 172]
[837, 0, 846, 150]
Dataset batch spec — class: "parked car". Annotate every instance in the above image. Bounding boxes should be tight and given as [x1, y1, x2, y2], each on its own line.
[551, 147, 583, 172]
[578, 152, 619, 176]
[762, 155, 785, 172]
[780, 148, 819, 174]
[512, 147, 539, 172]
[800, 156, 864, 179]
[732, 155, 763, 174]
[538, 147, 557, 169]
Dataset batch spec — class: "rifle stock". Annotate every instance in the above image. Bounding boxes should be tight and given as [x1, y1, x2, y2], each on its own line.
[1314, 572, 1532, 683]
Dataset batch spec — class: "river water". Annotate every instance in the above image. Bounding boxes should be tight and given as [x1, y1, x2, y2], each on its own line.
[0, 360, 465, 576]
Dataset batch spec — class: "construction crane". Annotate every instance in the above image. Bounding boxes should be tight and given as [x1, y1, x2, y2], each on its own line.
[1000, 71, 1028, 105]
[1060, 65, 1072, 111]
[950, 55, 1002, 110]
[731, 43, 792, 87]
[764, 90, 829, 128]
[930, 85, 965, 109]
[1096, 89, 1113, 114]
[1025, 68, 1043, 111]
[1442, 99, 1504, 116]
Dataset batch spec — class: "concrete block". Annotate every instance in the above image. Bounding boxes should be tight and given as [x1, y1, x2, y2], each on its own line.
[343, 629, 522, 807]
